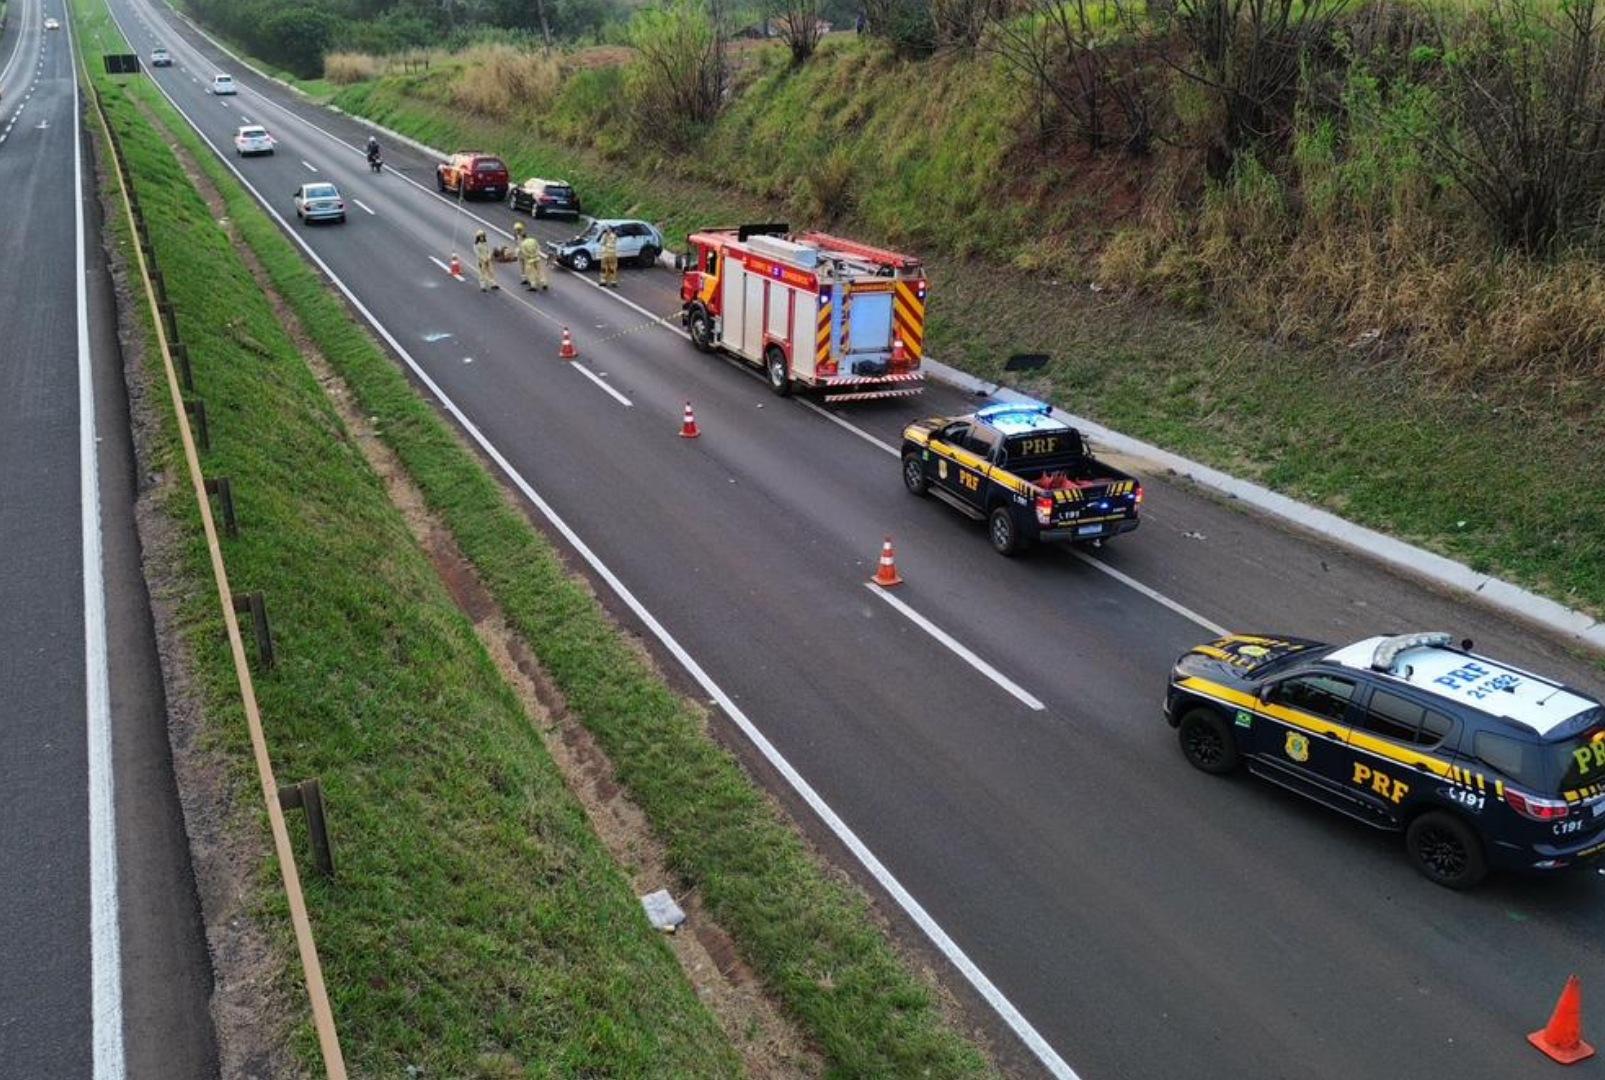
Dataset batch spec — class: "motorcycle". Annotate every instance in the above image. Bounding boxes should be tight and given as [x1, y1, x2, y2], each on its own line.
[366, 150, 383, 173]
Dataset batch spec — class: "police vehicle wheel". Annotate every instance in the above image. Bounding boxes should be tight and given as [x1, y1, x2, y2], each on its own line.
[766, 348, 792, 397]
[687, 308, 715, 353]
[988, 507, 1025, 556]
[1177, 708, 1238, 774]
[1405, 812, 1487, 889]
[902, 454, 929, 496]
[571, 251, 593, 272]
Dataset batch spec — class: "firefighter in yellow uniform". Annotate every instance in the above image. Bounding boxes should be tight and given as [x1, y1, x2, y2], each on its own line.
[599, 225, 619, 287]
[514, 222, 548, 292]
[473, 229, 498, 292]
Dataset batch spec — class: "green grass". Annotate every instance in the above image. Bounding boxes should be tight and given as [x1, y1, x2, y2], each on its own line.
[74, 1, 753, 1075]
[80, 0, 999, 1074]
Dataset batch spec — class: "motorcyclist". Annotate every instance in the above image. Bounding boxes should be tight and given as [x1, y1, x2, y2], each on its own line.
[365, 136, 381, 166]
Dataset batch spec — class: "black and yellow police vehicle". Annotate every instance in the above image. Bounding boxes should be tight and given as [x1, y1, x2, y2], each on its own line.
[901, 399, 1141, 556]
[1166, 631, 1605, 888]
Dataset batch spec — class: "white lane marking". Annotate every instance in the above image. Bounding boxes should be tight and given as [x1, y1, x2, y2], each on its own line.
[352, 198, 374, 216]
[121, 34, 1078, 1078]
[300, 159, 316, 173]
[1069, 551, 1227, 636]
[65, 8, 127, 1076]
[866, 585, 1046, 711]
[571, 362, 632, 407]
[799, 399, 900, 456]
[427, 255, 461, 279]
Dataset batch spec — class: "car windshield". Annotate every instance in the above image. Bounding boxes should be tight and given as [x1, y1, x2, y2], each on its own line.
[576, 224, 602, 241]
[215, 76, 232, 82]
[305, 184, 338, 199]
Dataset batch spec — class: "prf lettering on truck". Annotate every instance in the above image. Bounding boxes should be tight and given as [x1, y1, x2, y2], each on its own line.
[1352, 762, 1410, 804]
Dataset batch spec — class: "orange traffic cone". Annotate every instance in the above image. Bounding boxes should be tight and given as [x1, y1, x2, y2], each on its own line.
[559, 327, 578, 360]
[678, 401, 700, 439]
[871, 535, 903, 587]
[448, 253, 462, 279]
[1529, 975, 1595, 1064]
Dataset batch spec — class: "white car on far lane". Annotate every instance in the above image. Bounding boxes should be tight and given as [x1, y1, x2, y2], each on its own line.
[210, 74, 237, 95]
[233, 125, 275, 156]
[44, 17, 60, 29]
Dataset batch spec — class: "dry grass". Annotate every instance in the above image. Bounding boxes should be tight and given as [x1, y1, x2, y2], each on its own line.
[449, 44, 562, 118]
[322, 51, 379, 84]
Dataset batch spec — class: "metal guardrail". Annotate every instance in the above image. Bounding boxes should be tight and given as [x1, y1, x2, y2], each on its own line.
[81, 64, 349, 1080]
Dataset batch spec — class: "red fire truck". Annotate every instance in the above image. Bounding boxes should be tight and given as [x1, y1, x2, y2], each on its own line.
[679, 224, 928, 401]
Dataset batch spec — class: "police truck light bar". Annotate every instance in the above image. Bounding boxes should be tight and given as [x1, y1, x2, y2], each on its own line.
[1370, 632, 1455, 672]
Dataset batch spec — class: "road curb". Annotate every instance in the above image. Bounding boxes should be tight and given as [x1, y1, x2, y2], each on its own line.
[921, 357, 1605, 654]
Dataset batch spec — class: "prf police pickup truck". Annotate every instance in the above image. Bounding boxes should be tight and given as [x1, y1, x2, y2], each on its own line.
[901, 400, 1141, 555]
[1167, 631, 1605, 889]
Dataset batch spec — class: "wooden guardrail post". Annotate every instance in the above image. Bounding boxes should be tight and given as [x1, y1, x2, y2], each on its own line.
[278, 780, 335, 880]
[171, 343, 194, 392]
[203, 476, 237, 537]
[183, 399, 209, 451]
[231, 592, 275, 670]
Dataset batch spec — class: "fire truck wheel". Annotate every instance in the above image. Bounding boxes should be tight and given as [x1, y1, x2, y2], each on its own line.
[988, 507, 1027, 556]
[765, 348, 793, 397]
[902, 454, 929, 496]
[687, 307, 715, 353]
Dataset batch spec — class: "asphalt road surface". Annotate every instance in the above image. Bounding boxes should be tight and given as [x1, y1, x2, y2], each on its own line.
[103, 2, 1605, 1075]
[0, 0, 214, 1075]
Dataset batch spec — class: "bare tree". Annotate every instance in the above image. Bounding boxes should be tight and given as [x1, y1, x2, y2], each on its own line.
[987, 0, 1159, 154]
[1411, 0, 1605, 255]
[626, 0, 728, 143]
[771, 0, 825, 63]
[1165, 0, 1351, 175]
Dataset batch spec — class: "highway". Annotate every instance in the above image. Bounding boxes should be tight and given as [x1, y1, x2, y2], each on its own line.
[0, 0, 214, 1074]
[103, 1, 1605, 1075]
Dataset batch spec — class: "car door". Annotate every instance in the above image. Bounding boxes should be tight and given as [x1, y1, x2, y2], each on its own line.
[1254, 672, 1363, 806]
[1344, 687, 1457, 825]
[952, 425, 999, 513]
[616, 224, 646, 259]
[927, 421, 971, 498]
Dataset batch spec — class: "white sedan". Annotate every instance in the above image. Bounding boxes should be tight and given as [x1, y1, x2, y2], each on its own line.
[233, 125, 274, 156]
[44, 16, 60, 28]
[210, 74, 237, 95]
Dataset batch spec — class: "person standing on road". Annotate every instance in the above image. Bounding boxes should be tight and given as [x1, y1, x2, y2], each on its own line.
[599, 225, 620, 288]
[515, 223, 548, 292]
[473, 230, 498, 292]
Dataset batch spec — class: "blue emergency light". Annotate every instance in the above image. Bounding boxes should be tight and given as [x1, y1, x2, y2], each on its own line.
[976, 398, 1052, 422]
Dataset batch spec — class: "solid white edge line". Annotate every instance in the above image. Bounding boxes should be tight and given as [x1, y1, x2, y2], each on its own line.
[570, 362, 632, 408]
[1070, 550, 1228, 636]
[66, 5, 126, 1075]
[865, 584, 1047, 711]
[118, 11, 1078, 1075]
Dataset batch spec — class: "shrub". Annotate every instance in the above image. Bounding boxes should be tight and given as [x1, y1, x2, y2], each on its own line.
[323, 51, 380, 84]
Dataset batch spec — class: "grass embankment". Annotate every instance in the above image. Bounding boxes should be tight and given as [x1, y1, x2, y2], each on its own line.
[75, 3, 748, 1075]
[79, 0, 997, 1073]
[329, 38, 1605, 625]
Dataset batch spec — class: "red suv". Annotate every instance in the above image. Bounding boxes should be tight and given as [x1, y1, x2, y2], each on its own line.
[436, 152, 509, 200]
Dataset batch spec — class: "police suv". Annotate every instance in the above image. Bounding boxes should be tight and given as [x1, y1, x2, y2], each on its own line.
[1166, 632, 1605, 888]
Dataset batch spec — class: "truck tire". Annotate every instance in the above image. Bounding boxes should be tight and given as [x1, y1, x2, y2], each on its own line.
[902, 454, 929, 496]
[988, 506, 1025, 556]
[1177, 708, 1238, 775]
[1406, 811, 1487, 889]
[687, 307, 715, 353]
[765, 347, 792, 397]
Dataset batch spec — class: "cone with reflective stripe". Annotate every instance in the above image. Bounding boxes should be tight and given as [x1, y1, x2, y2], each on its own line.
[871, 535, 903, 587]
[1530, 975, 1594, 1064]
[559, 326, 578, 360]
[448, 253, 462, 279]
[678, 401, 700, 439]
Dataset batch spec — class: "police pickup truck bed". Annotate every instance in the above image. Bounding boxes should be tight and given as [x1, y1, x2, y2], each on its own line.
[902, 400, 1141, 555]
